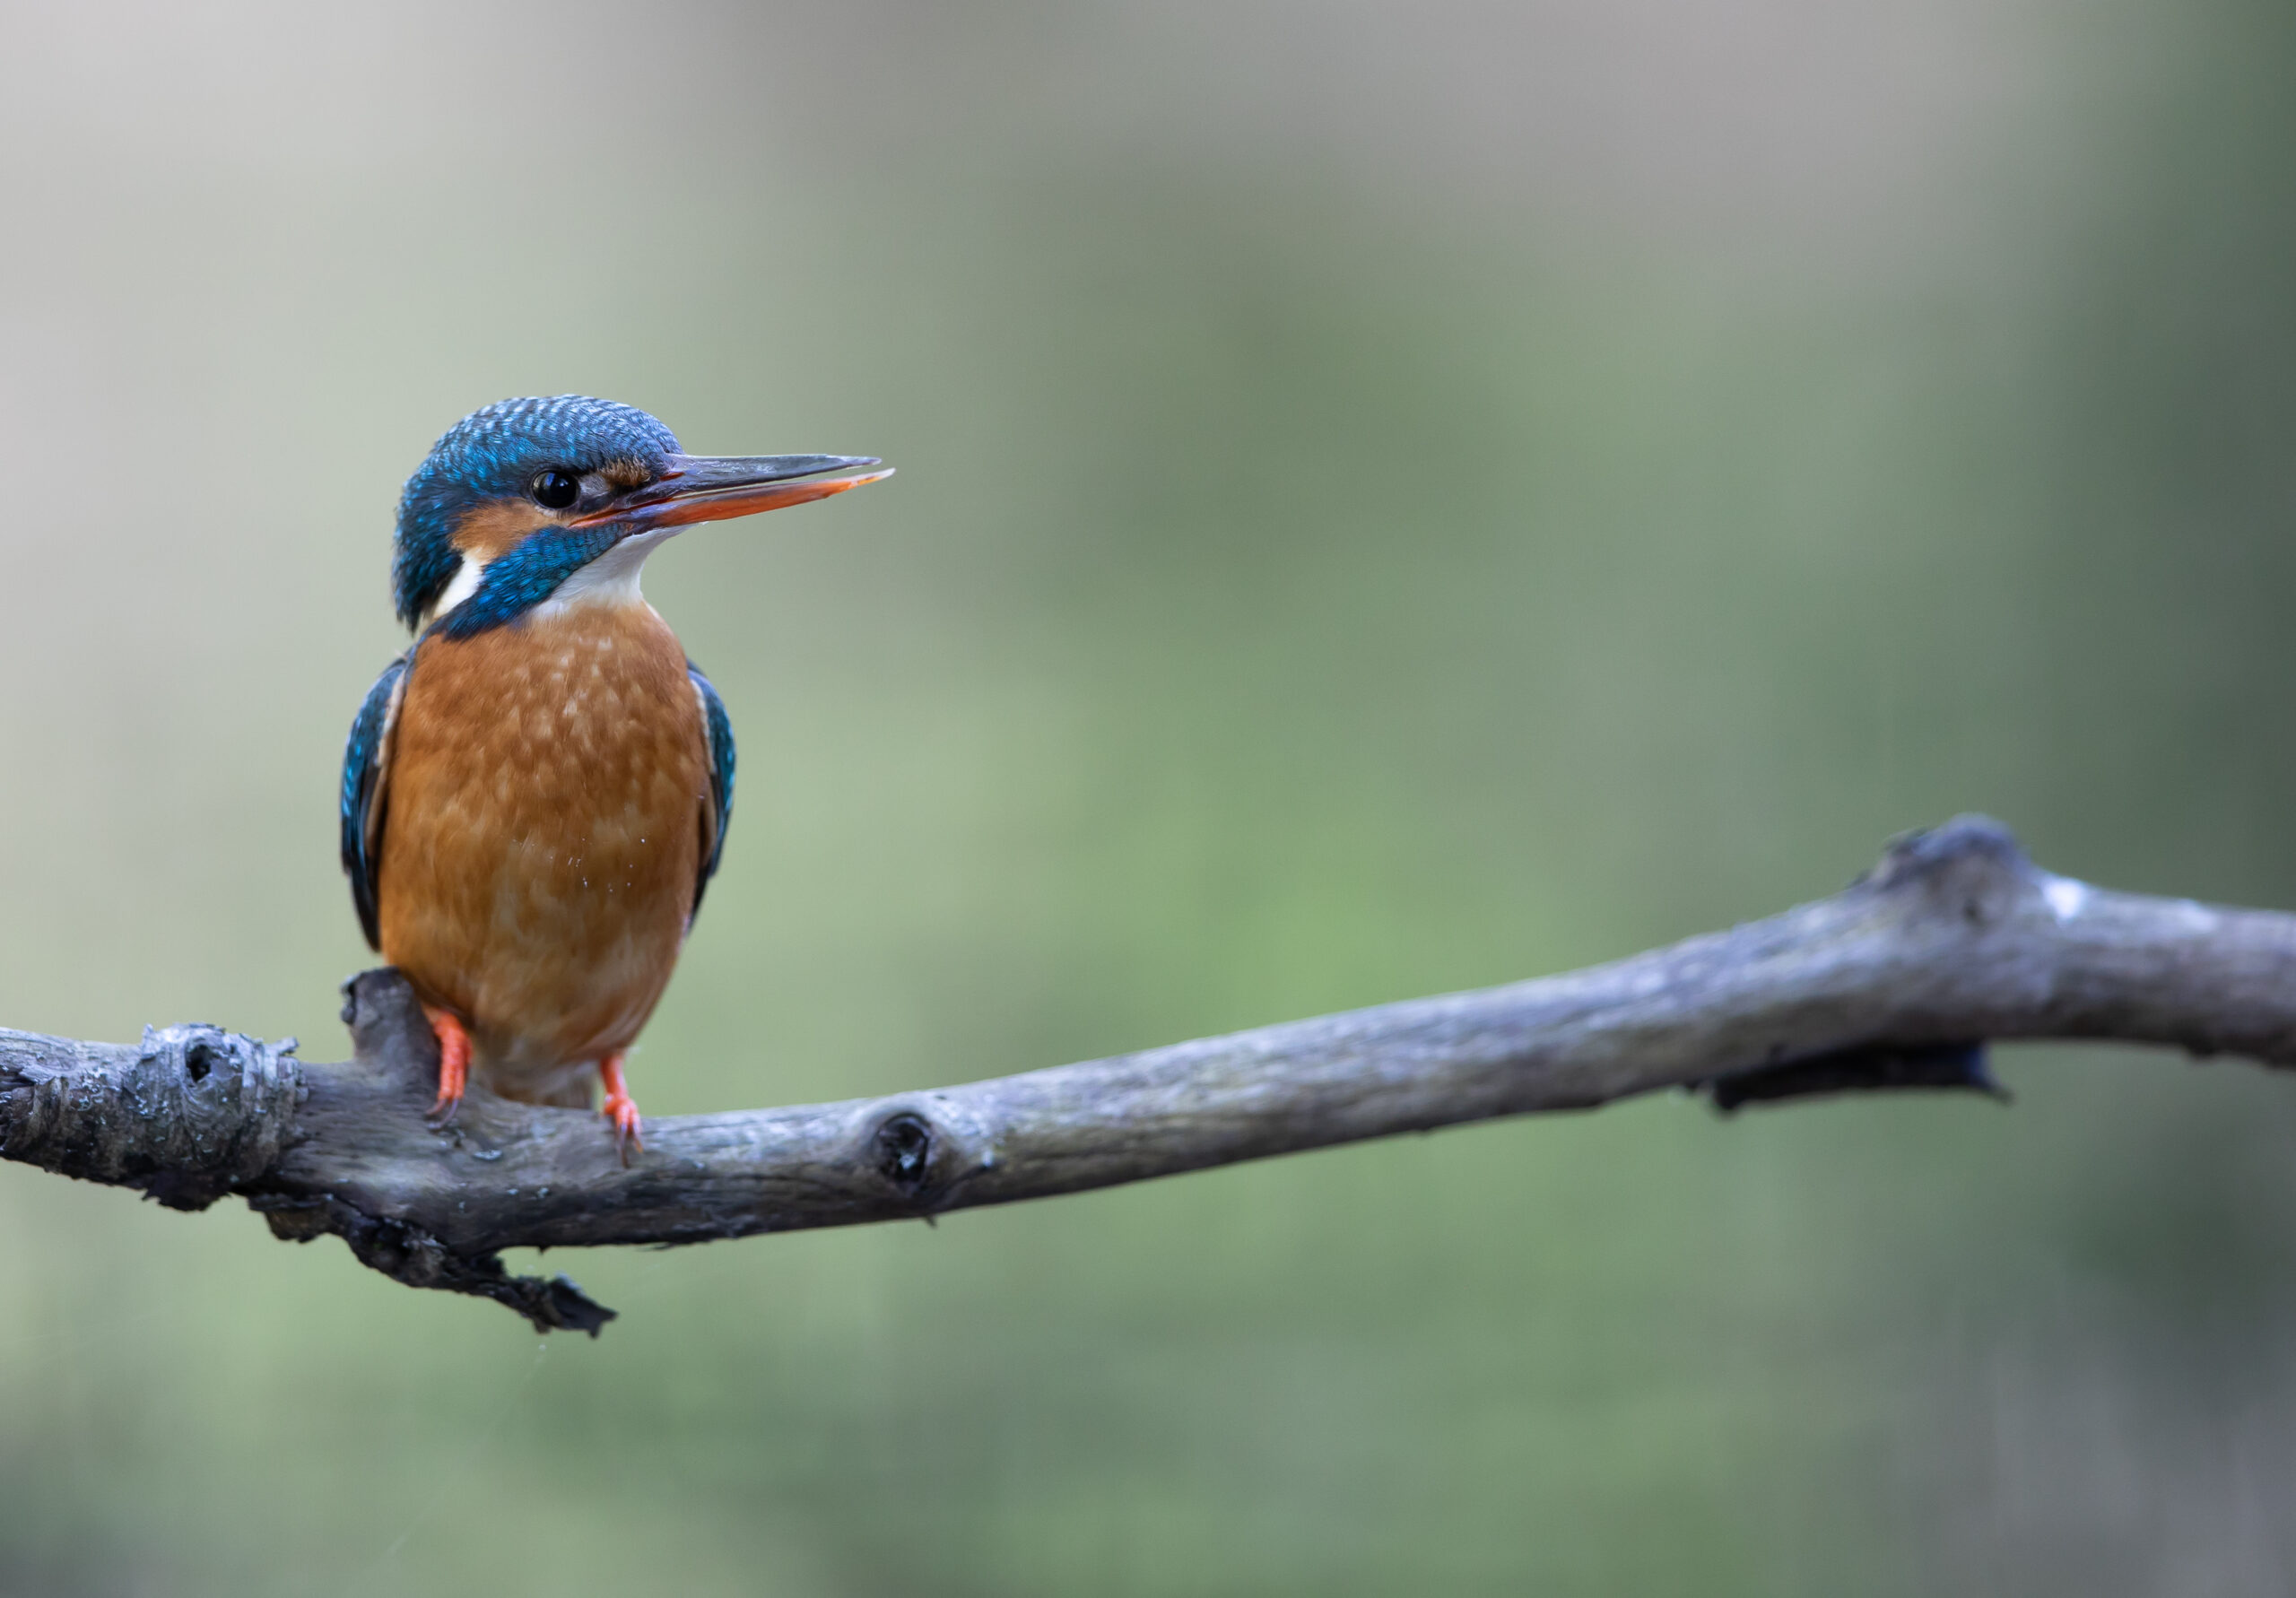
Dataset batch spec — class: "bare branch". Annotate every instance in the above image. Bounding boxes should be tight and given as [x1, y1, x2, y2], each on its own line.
[5, 816, 2294, 1334]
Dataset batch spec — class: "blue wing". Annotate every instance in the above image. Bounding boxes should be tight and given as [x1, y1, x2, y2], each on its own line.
[688, 660, 736, 923]
[341, 651, 412, 951]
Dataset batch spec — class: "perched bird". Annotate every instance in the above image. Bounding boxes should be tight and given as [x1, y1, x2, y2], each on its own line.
[341, 395, 887, 1153]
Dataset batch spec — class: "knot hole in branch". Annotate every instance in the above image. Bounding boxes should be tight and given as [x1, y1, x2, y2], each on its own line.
[874, 1113, 935, 1199]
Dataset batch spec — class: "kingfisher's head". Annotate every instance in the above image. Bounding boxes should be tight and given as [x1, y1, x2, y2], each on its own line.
[393, 395, 886, 637]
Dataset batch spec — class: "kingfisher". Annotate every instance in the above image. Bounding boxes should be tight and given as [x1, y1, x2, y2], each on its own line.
[340, 395, 888, 1155]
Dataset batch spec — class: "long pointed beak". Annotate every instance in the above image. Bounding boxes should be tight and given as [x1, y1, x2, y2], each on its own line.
[570, 453, 891, 532]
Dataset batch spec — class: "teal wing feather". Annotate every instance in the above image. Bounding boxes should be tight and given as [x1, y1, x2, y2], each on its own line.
[688, 660, 735, 923]
[341, 652, 412, 951]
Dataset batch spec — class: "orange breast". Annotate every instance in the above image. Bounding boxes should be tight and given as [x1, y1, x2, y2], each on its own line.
[376, 602, 710, 1102]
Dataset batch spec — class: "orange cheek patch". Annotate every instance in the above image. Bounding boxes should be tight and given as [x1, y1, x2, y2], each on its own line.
[452, 499, 554, 562]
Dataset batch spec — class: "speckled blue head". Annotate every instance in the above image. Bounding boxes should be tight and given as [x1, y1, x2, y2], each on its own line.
[389, 396, 886, 640]
[392, 395, 681, 630]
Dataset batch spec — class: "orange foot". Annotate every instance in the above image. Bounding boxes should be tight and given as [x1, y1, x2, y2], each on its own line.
[599, 1052, 643, 1163]
[422, 1004, 471, 1124]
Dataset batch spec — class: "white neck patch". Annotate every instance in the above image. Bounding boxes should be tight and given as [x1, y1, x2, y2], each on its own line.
[419, 529, 683, 632]
[534, 528, 679, 618]
[419, 555, 486, 631]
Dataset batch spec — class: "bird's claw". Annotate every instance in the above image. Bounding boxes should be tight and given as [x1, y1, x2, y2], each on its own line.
[599, 1052, 642, 1166]
[604, 1094, 643, 1165]
[422, 1004, 471, 1126]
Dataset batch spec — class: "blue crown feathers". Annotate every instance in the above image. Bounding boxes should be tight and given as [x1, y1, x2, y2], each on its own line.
[392, 395, 681, 630]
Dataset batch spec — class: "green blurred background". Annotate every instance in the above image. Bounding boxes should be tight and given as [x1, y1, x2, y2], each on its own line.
[4, 0, 2295, 1591]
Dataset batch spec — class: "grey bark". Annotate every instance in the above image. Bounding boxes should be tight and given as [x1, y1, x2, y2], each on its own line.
[4, 817, 2293, 1335]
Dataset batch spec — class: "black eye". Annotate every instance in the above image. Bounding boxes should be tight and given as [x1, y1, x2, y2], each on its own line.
[530, 470, 580, 510]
